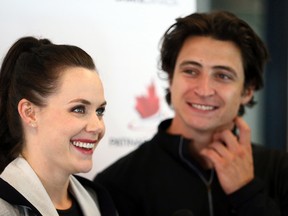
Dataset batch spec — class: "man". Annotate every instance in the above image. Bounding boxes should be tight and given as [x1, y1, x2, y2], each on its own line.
[94, 11, 288, 216]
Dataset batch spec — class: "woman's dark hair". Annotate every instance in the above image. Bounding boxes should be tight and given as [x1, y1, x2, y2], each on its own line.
[159, 11, 269, 115]
[0, 36, 96, 172]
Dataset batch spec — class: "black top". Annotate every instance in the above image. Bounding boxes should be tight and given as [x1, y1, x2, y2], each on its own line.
[95, 119, 288, 216]
[57, 193, 84, 216]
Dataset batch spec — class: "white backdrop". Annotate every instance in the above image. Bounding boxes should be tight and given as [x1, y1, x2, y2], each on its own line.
[0, 0, 196, 179]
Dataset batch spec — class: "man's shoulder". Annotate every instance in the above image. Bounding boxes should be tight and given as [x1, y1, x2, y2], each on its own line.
[95, 140, 157, 181]
[103, 144, 148, 168]
[252, 144, 288, 172]
[252, 144, 288, 158]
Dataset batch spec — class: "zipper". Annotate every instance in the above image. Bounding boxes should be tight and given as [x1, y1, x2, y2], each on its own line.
[178, 136, 214, 216]
[207, 184, 214, 216]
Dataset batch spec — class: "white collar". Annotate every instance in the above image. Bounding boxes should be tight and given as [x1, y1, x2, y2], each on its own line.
[1, 157, 100, 216]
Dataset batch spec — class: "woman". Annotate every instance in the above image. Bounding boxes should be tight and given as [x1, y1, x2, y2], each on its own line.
[0, 36, 117, 216]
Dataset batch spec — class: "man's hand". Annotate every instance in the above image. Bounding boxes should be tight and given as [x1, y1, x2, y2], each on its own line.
[200, 117, 254, 194]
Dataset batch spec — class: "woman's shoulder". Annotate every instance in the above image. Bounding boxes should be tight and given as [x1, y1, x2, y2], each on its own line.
[74, 175, 118, 216]
[0, 198, 21, 216]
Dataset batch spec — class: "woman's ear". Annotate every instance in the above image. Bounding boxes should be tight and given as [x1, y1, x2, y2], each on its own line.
[241, 87, 254, 105]
[18, 99, 37, 128]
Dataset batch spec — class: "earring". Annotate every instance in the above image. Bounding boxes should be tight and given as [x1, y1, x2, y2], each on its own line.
[30, 121, 37, 128]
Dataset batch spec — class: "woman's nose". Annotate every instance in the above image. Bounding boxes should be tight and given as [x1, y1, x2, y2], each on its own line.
[85, 113, 105, 135]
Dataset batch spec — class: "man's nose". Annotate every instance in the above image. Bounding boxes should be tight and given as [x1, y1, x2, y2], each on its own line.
[194, 75, 216, 97]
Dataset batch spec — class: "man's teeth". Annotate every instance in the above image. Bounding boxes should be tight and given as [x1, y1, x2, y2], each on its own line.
[71, 141, 95, 149]
[192, 104, 214, 111]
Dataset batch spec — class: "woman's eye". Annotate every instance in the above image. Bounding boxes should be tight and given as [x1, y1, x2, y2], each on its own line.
[96, 107, 106, 117]
[72, 105, 86, 114]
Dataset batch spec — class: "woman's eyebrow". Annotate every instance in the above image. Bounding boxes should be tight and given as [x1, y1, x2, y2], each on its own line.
[69, 98, 91, 105]
[69, 99, 107, 107]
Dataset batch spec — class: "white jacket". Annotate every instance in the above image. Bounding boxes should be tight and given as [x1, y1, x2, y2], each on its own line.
[0, 157, 101, 216]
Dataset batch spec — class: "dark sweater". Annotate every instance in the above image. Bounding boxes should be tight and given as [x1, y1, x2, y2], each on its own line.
[95, 119, 288, 216]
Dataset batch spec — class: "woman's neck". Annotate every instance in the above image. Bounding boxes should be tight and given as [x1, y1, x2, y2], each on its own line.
[21, 152, 72, 210]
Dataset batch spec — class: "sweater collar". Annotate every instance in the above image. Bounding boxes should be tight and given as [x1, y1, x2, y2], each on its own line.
[154, 119, 212, 174]
[154, 119, 192, 161]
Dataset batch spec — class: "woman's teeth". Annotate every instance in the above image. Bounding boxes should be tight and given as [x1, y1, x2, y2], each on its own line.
[71, 141, 95, 149]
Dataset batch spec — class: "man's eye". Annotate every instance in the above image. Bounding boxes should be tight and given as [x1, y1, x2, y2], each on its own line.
[216, 73, 232, 80]
[96, 107, 106, 117]
[72, 106, 86, 114]
[183, 69, 198, 76]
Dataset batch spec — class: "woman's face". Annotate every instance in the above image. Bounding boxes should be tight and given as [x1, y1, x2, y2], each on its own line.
[23, 67, 106, 176]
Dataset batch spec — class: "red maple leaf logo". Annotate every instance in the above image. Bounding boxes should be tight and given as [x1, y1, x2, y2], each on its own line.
[135, 81, 160, 118]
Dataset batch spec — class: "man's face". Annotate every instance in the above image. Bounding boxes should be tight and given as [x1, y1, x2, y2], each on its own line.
[169, 36, 253, 136]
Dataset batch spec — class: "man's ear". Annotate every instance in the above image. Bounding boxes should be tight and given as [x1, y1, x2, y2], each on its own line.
[18, 99, 37, 128]
[241, 87, 254, 105]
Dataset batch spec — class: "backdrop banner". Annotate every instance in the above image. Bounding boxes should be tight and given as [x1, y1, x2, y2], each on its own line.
[0, 0, 196, 179]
